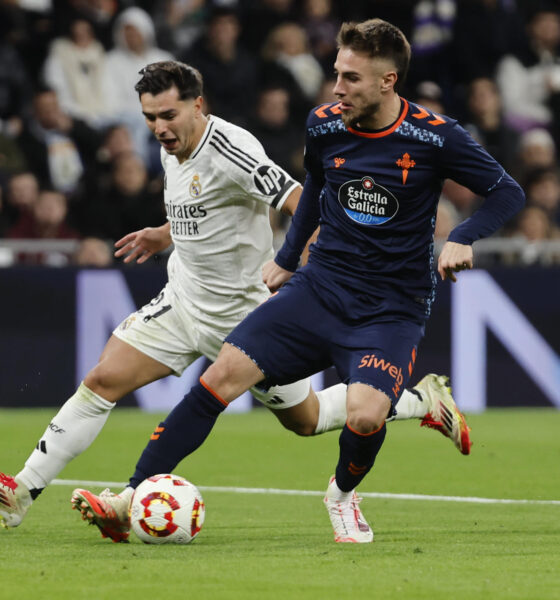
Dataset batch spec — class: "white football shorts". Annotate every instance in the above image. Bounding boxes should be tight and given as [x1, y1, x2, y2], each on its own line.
[113, 283, 310, 409]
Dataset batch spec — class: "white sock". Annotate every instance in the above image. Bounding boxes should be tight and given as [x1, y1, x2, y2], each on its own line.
[392, 388, 427, 420]
[16, 383, 115, 492]
[314, 383, 348, 434]
[326, 477, 352, 501]
[119, 486, 135, 504]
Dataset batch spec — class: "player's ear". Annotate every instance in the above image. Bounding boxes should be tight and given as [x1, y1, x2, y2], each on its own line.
[194, 95, 204, 114]
[381, 71, 398, 93]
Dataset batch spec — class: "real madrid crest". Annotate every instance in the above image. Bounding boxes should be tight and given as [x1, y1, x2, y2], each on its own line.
[190, 175, 202, 198]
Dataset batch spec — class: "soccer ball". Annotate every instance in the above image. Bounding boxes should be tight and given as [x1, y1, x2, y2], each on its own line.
[130, 474, 205, 544]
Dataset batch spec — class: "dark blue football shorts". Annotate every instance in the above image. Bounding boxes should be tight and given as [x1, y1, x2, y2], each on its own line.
[225, 268, 426, 405]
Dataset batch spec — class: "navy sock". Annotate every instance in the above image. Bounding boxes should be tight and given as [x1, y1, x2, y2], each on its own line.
[334, 423, 387, 492]
[129, 380, 226, 488]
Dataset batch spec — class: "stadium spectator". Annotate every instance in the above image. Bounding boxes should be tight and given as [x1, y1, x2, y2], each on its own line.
[507, 205, 560, 265]
[43, 19, 110, 128]
[103, 7, 174, 163]
[514, 127, 557, 181]
[261, 22, 324, 102]
[182, 7, 256, 126]
[407, 0, 457, 99]
[247, 86, 304, 181]
[240, 0, 298, 54]
[524, 167, 560, 226]
[465, 77, 520, 174]
[1, 172, 40, 234]
[152, 0, 206, 56]
[300, 0, 340, 73]
[414, 80, 445, 114]
[496, 6, 560, 136]
[15, 87, 103, 194]
[6, 189, 80, 266]
[73, 236, 114, 267]
[0, 16, 33, 130]
[451, 0, 522, 87]
[74, 123, 136, 206]
[72, 151, 165, 241]
[51, 0, 121, 51]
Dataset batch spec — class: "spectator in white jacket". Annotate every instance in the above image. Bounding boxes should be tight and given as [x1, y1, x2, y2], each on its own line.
[103, 7, 174, 162]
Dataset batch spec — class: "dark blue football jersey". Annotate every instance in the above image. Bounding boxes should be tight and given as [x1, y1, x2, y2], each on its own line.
[298, 98, 521, 319]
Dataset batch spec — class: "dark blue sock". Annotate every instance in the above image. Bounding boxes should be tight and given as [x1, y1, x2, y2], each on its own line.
[334, 423, 387, 492]
[129, 380, 226, 488]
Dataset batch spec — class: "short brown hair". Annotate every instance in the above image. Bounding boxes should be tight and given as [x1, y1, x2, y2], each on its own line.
[135, 61, 203, 100]
[337, 19, 411, 92]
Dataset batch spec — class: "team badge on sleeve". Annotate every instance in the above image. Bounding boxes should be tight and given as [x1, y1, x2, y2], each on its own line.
[338, 176, 399, 226]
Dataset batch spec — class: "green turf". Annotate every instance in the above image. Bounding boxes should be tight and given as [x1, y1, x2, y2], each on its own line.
[2, 408, 559, 599]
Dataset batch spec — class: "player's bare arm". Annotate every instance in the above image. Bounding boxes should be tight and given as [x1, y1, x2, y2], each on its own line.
[280, 186, 302, 216]
[437, 241, 473, 282]
[114, 222, 173, 264]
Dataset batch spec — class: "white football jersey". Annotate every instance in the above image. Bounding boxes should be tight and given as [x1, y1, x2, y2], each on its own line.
[163, 115, 300, 328]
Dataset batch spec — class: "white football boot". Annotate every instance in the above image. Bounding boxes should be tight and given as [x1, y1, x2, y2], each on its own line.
[323, 476, 373, 543]
[0, 473, 33, 528]
[415, 374, 472, 455]
[71, 487, 132, 542]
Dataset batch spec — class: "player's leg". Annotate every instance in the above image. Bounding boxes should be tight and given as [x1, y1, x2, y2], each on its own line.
[324, 383, 389, 543]
[127, 342, 264, 489]
[1, 285, 191, 529]
[323, 320, 425, 543]
[0, 336, 172, 529]
[266, 376, 470, 454]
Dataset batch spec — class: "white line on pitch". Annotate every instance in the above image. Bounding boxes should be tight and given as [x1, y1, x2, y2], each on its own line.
[51, 479, 560, 506]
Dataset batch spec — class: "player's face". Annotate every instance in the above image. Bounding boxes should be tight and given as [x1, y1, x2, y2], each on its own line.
[140, 86, 204, 162]
[333, 48, 396, 129]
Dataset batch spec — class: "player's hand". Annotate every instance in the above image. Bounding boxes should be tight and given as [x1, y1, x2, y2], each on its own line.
[262, 259, 294, 292]
[438, 241, 473, 282]
[114, 224, 172, 264]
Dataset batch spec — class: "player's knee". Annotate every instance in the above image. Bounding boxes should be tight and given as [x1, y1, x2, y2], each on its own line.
[83, 365, 120, 401]
[346, 409, 385, 434]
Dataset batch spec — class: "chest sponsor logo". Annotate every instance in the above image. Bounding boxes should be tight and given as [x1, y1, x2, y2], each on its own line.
[338, 176, 399, 226]
[190, 174, 202, 197]
[254, 165, 286, 196]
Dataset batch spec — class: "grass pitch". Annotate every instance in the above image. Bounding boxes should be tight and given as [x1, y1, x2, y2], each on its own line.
[1, 407, 559, 600]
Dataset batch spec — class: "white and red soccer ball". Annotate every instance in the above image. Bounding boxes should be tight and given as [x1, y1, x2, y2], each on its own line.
[130, 474, 205, 544]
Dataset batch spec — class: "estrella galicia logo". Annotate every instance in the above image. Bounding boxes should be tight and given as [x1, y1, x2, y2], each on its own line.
[254, 165, 287, 196]
[338, 176, 399, 226]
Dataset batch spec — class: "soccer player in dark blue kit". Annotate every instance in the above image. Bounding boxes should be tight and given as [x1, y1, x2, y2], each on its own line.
[82, 19, 524, 543]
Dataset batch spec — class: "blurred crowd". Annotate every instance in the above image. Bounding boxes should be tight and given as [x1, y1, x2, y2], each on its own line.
[0, 0, 559, 267]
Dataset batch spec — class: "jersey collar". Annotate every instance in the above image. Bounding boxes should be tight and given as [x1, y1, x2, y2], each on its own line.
[347, 98, 408, 139]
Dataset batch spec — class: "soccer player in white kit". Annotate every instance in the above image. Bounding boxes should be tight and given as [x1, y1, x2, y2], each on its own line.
[0, 62, 470, 540]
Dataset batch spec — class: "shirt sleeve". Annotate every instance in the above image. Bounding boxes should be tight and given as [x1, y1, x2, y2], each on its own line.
[440, 123, 525, 244]
[275, 174, 322, 271]
[211, 125, 299, 211]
